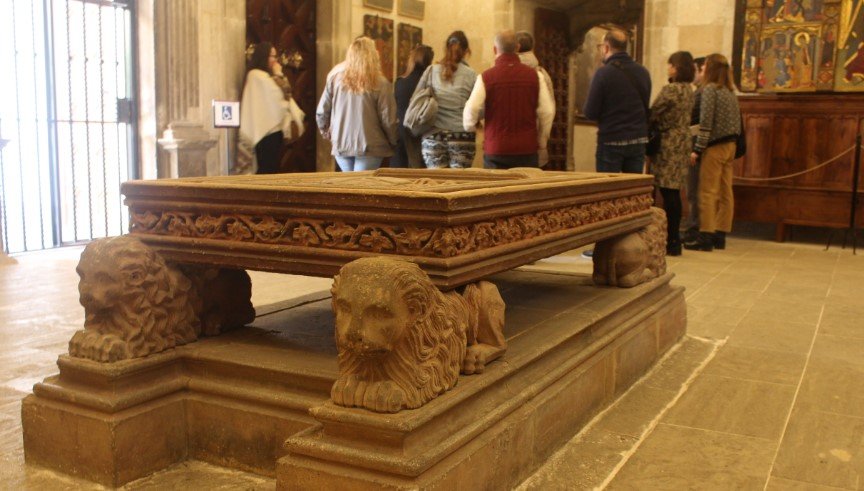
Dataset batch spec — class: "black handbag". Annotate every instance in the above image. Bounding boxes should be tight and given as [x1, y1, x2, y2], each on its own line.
[646, 125, 662, 157]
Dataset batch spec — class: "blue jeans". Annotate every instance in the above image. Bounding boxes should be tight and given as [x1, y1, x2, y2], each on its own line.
[595, 143, 646, 174]
[334, 156, 383, 172]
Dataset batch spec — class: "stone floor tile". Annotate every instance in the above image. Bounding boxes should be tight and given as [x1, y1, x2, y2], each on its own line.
[517, 428, 638, 491]
[593, 384, 678, 438]
[687, 304, 749, 327]
[767, 476, 851, 490]
[819, 304, 864, 339]
[772, 408, 864, 490]
[663, 374, 796, 440]
[124, 460, 275, 490]
[704, 345, 807, 386]
[685, 320, 736, 340]
[687, 284, 762, 310]
[709, 272, 774, 291]
[606, 423, 775, 490]
[796, 357, 864, 419]
[810, 334, 864, 368]
[644, 337, 717, 391]
[760, 283, 830, 303]
[747, 298, 825, 327]
[728, 316, 817, 354]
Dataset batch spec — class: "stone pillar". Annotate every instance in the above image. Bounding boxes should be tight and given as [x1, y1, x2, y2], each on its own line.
[154, 0, 217, 178]
[0, 138, 15, 265]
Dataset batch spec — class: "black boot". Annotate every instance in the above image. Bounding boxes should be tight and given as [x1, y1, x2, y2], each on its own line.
[684, 232, 714, 251]
[681, 227, 699, 243]
[713, 231, 726, 250]
[666, 240, 682, 256]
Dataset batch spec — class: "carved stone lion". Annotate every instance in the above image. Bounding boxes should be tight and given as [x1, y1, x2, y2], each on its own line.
[69, 236, 254, 362]
[592, 207, 667, 288]
[330, 257, 506, 413]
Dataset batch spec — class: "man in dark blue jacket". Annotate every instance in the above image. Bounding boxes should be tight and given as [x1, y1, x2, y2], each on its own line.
[583, 29, 651, 174]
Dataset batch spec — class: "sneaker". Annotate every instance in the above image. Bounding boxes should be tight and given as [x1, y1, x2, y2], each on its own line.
[681, 228, 699, 243]
[581, 249, 594, 259]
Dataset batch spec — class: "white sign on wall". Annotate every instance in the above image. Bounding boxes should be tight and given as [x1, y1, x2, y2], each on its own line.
[212, 100, 240, 128]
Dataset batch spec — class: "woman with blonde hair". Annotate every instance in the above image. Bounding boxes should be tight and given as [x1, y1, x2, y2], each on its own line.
[413, 30, 477, 169]
[685, 53, 742, 252]
[316, 37, 398, 172]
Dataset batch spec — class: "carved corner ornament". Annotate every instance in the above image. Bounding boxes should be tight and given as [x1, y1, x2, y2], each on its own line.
[592, 206, 668, 288]
[330, 257, 507, 413]
[68, 236, 255, 362]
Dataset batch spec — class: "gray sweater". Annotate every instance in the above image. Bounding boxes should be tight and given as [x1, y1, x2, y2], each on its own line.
[316, 67, 398, 157]
[694, 84, 741, 154]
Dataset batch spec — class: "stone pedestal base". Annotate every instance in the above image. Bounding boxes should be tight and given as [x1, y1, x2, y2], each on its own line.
[22, 272, 685, 488]
[277, 272, 685, 489]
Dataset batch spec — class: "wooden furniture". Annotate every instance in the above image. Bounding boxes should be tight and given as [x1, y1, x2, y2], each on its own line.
[736, 95, 864, 240]
[121, 168, 654, 288]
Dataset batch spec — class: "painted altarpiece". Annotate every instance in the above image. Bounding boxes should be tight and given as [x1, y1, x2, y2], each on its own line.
[737, 0, 864, 92]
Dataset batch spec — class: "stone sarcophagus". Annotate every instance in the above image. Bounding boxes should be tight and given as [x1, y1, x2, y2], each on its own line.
[23, 168, 683, 490]
[121, 168, 655, 289]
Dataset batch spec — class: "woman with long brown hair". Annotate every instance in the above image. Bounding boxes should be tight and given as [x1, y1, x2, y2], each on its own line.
[413, 30, 477, 168]
[685, 53, 741, 252]
[648, 51, 695, 256]
[393, 44, 434, 168]
[316, 37, 398, 172]
[240, 42, 290, 174]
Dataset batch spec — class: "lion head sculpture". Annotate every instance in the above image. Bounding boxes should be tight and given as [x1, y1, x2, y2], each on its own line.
[330, 257, 469, 413]
[69, 236, 201, 362]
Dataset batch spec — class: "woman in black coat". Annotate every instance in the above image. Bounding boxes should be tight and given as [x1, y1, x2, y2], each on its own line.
[392, 44, 434, 168]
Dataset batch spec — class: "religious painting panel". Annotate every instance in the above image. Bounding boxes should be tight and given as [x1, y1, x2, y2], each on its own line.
[364, 15, 395, 81]
[766, 0, 825, 23]
[757, 24, 821, 92]
[397, 24, 422, 77]
[364, 0, 394, 12]
[817, 2, 841, 89]
[741, 8, 763, 91]
[397, 0, 425, 20]
[835, 0, 864, 91]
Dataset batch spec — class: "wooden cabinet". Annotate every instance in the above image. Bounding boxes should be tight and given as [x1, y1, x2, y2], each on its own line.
[736, 95, 864, 240]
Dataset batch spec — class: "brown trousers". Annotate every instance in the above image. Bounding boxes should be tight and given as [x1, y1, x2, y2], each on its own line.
[698, 141, 735, 233]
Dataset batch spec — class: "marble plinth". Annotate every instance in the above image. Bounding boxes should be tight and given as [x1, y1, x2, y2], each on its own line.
[21, 271, 685, 488]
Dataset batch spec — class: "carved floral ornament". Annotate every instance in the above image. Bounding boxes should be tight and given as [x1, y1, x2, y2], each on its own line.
[130, 194, 653, 258]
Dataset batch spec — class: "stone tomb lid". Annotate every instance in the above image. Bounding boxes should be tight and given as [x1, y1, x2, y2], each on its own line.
[121, 168, 653, 214]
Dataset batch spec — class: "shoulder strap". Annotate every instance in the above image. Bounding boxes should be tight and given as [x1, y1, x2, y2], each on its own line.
[609, 60, 649, 121]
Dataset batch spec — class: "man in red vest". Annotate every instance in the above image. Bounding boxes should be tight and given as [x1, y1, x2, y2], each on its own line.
[463, 30, 555, 169]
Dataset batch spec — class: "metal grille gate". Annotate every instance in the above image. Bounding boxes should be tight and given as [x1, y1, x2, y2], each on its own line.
[0, 0, 136, 254]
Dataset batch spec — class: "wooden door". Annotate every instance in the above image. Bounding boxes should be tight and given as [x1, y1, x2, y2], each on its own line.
[246, 0, 317, 173]
[535, 8, 570, 171]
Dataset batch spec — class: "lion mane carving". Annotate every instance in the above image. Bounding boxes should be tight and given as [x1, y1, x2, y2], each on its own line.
[593, 207, 667, 288]
[330, 257, 506, 413]
[69, 236, 254, 362]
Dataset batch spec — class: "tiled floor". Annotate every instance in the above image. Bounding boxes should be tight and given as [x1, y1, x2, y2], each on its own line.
[1, 229, 862, 489]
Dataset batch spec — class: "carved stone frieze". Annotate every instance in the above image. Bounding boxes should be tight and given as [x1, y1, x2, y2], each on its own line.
[592, 206, 668, 288]
[329, 257, 507, 413]
[130, 194, 653, 259]
[69, 236, 255, 362]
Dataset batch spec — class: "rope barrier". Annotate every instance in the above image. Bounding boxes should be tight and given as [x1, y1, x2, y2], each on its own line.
[733, 145, 856, 182]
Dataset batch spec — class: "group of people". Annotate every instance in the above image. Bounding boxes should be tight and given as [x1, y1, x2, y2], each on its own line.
[314, 29, 554, 172]
[240, 28, 742, 257]
[584, 29, 742, 255]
